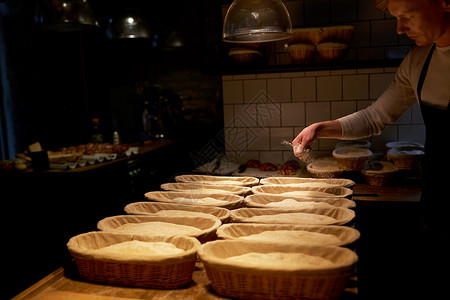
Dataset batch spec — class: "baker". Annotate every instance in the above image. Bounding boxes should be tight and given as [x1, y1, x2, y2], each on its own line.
[292, 0, 449, 296]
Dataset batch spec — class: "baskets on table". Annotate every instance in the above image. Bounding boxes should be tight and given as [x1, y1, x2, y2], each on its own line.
[217, 223, 360, 248]
[245, 194, 356, 209]
[160, 182, 251, 196]
[174, 174, 259, 187]
[144, 190, 244, 209]
[332, 147, 373, 171]
[67, 232, 200, 288]
[251, 184, 353, 198]
[97, 215, 221, 243]
[197, 240, 358, 300]
[306, 159, 344, 178]
[260, 177, 355, 188]
[361, 161, 398, 186]
[386, 146, 424, 170]
[125, 201, 231, 223]
[230, 207, 355, 226]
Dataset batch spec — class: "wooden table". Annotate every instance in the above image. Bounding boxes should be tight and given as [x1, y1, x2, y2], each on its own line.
[13, 260, 358, 300]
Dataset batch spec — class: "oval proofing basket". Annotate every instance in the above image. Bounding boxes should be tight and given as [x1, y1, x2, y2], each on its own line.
[198, 240, 358, 300]
[67, 232, 200, 288]
[124, 201, 231, 223]
[174, 174, 260, 187]
[244, 194, 356, 209]
[251, 185, 353, 198]
[259, 177, 355, 188]
[217, 223, 360, 248]
[144, 191, 244, 209]
[160, 182, 252, 196]
[230, 207, 355, 226]
[97, 215, 221, 243]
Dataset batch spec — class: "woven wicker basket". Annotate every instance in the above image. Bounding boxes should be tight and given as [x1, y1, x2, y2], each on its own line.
[144, 191, 244, 209]
[251, 185, 353, 198]
[361, 161, 398, 186]
[230, 207, 355, 226]
[319, 25, 355, 43]
[67, 232, 200, 288]
[287, 27, 322, 45]
[288, 43, 316, 64]
[174, 174, 259, 187]
[386, 146, 424, 170]
[332, 147, 373, 171]
[244, 194, 356, 209]
[260, 177, 355, 188]
[198, 240, 358, 300]
[97, 215, 221, 243]
[160, 182, 252, 196]
[217, 223, 360, 247]
[306, 160, 344, 178]
[124, 201, 231, 223]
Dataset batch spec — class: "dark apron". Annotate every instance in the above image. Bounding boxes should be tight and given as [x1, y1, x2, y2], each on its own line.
[417, 43, 450, 235]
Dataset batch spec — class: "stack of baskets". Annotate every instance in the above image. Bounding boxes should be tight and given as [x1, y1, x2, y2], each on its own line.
[287, 25, 355, 64]
[67, 173, 360, 299]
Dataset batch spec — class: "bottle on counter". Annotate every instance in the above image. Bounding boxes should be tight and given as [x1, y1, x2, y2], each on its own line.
[112, 131, 121, 145]
[91, 118, 104, 143]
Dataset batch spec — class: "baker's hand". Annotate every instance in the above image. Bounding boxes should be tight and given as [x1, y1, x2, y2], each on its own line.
[292, 124, 318, 159]
[292, 120, 343, 159]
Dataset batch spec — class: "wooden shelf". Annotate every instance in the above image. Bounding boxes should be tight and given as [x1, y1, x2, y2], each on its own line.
[221, 58, 404, 75]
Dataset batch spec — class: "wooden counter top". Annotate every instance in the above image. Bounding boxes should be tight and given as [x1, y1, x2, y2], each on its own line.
[16, 139, 177, 174]
[13, 260, 357, 300]
[353, 182, 421, 202]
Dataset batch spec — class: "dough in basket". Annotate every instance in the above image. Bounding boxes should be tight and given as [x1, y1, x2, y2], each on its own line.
[266, 199, 327, 209]
[114, 221, 202, 235]
[172, 197, 228, 205]
[281, 191, 333, 197]
[247, 212, 336, 225]
[226, 252, 335, 269]
[242, 230, 342, 245]
[94, 241, 184, 256]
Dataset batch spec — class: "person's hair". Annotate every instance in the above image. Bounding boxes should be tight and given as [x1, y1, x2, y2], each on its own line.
[375, 0, 443, 12]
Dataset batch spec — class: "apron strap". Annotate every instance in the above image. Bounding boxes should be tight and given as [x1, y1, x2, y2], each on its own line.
[417, 43, 436, 104]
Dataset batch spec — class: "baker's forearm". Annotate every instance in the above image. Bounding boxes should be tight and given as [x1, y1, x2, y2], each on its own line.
[292, 120, 342, 147]
[314, 120, 343, 139]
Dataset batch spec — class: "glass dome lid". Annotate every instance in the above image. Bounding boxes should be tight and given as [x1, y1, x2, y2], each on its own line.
[223, 0, 293, 43]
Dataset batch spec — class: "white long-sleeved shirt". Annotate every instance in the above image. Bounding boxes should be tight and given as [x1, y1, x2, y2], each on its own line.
[338, 44, 450, 139]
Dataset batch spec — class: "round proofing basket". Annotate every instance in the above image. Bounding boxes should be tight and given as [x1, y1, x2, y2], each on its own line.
[244, 194, 356, 209]
[386, 146, 424, 170]
[288, 43, 316, 64]
[198, 240, 358, 300]
[287, 27, 322, 45]
[251, 184, 353, 198]
[217, 223, 360, 248]
[67, 232, 200, 288]
[332, 147, 373, 171]
[174, 174, 259, 187]
[144, 191, 244, 209]
[97, 215, 221, 243]
[306, 160, 344, 178]
[361, 161, 398, 186]
[319, 25, 355, 43]
[124, 201, 231, 223]
[230, 207, 355, 226]
[259, 177, 355, 188]
[160, 182, 252, 196]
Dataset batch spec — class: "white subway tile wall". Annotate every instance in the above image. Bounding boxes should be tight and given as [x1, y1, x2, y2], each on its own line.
[222, 68, 426, 163]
